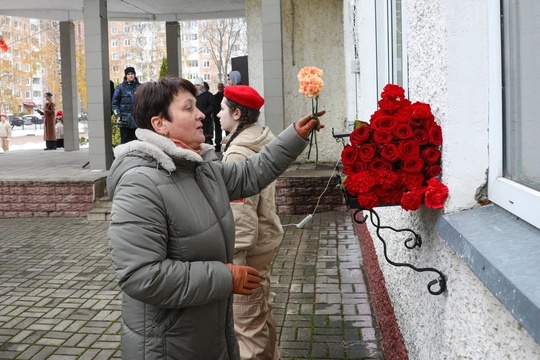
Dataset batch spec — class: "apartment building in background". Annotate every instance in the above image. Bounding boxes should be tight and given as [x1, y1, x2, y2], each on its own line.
[0, 16, 246, 116]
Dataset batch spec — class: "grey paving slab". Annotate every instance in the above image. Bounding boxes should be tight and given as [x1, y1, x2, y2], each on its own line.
[0, 212, 382, 359]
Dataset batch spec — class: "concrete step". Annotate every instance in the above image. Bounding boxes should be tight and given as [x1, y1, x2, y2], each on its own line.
[87, 196, 111, 221]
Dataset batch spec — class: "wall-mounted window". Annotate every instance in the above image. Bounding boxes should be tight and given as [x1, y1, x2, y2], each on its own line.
[112, 52, 119, 60]
[124, 52, 131, 60]
[33, 77, 40, 85]
[124, 39, 131, 46]
[376, 0, 407, 93]
[488, 1, 540, 229]
[124, 26, 130, 34]
[111, 27, 118, 34]
[112, 39, 118, 47]
[203, 60, 210, 68]
[188, 60, 199, 67]
[25, 91, 31, 99]
[33, 91, 41, 98]
[203, 74, 210, 81]
[25, 78, 30, 85]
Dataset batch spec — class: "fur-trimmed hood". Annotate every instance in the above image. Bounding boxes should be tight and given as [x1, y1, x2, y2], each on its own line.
[107, 128, 217, 198]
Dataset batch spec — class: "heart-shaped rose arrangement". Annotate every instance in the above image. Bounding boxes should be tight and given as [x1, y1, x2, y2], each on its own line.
[340, 84, 448, 211]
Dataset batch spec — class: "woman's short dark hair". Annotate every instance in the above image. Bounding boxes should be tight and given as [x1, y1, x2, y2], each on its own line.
[134, 77, 196, 131]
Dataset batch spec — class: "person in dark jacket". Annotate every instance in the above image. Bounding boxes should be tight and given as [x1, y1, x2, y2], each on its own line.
[213, 82, 225, 152]
[106, 76, 324, 360]
[193, 77, 214, 145]
[112, 67, 141, 144]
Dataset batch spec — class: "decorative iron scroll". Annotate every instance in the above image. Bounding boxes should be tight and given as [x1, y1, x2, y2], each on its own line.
[333, 128, 447, 295]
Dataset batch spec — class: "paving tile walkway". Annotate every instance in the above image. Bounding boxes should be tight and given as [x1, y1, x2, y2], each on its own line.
[0, 212, 382, 360]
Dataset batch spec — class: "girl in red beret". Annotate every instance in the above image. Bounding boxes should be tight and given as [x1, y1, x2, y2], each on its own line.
[218, 85, 282, 360]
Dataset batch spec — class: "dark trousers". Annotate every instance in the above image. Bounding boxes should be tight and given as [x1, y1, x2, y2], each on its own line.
[45, 140, 56, 150]
[213, 115, 223, 151]
[120, 127, 137, 144]
[202, 118, 213, 145]
[56, 138, 64, 148]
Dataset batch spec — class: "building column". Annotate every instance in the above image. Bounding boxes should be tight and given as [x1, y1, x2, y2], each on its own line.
[261, 0, 284, 134]
[59, 21, 80, 152]
[83, 0, 113, 170]
[166, 21, 182, 77]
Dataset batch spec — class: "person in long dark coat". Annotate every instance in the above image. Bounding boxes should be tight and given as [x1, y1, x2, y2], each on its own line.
[43, 92, 56, 150]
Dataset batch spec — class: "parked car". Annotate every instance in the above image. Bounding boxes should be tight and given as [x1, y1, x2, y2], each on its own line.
[22, 115, 38, 125]
[32, 116, 44, 125]
[8, 115, 24, 127]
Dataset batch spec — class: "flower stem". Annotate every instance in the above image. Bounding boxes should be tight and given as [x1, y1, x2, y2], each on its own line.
[307, 96, 320, 165]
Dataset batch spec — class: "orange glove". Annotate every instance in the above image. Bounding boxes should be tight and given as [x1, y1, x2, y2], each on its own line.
[226, 263, 260, 295]
[294, 110, 326, 140]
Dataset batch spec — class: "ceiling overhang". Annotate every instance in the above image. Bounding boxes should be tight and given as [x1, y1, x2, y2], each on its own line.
[0, 0, 246, 21]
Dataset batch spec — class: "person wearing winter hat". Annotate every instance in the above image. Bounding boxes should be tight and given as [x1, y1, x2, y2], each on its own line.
[218, 84, 281, 360]
[0, 114, 12, 152]
[227, 70, 242, 86]
[55, 110, 64, 149]
[112, 66, 141, 144]
[192, 77, 215, 145]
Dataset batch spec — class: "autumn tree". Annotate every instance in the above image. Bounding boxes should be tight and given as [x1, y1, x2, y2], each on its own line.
[184, 19, 247, 84]
[130, 21, 165, 82]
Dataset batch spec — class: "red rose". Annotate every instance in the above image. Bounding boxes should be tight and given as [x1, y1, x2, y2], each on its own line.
[421, 147, 441, 164]
[401, 188, 424, 211]
[357, 192, 380, 210]
[425, 165, 442, 178]
[373, 131, 394, 146]
[424, 178, 449, 209]
[402, 157, 425, 173]
[397, 139, 420, 160]
[342, 162, 368, 175]
[368, 158, 393, 172]
[341, 145, 359, 167]
[380, 143, 399, 162]
[394, 124, 414, 139]
[413, 129, 428, 145]
[349, 125, 371, 146]
[428, 124, 443, 146]
[358, 143, 376, 163]
[370, 115, 397, 133]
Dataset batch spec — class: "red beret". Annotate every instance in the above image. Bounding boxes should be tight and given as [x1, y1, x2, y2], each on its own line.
[224, 85, 264, 110]
[56, 110, 63, 117]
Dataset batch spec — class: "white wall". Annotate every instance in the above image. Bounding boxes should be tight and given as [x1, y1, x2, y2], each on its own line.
[357, 0, 540, 358]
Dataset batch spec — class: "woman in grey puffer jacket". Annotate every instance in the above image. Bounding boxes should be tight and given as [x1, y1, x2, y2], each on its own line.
[107, 77, 324, 360]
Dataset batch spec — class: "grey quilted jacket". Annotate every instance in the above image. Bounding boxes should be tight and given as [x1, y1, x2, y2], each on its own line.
[107, 124, 307, 360]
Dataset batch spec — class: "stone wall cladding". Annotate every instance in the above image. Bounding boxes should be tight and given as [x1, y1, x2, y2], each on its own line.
[0, 181, 95, 218]
[275, 176, 347, 214]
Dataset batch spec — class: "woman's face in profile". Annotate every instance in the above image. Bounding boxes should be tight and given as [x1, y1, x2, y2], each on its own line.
[165, 90, 205, 149]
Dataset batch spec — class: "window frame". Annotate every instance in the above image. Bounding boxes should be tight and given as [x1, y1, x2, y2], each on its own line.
[487, 0, 540, 229]
[375, 0, 408, 95]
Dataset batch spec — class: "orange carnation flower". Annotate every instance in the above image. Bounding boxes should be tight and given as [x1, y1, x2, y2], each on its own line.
[297, 66, 324, 98]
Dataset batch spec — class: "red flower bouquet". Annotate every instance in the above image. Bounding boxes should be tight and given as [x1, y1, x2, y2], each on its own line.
[341, 84, 448, 211]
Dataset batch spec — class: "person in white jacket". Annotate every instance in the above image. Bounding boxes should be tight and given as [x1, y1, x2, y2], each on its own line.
[219, 85, 282, 360]
[0, 114, 12, 152]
